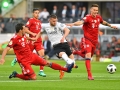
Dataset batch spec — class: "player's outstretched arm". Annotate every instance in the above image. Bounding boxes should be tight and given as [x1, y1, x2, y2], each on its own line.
[0, 47, 11, 65]
[101, 20, 118, 29]
[24, 26, 36, 36]
[66, 20, 84, 27]
[60, 28, 70, 43]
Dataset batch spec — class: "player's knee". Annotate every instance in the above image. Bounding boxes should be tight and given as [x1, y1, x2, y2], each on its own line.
[59, 52, 65, 57]
[69, 54, 74, 60]
[85, 53, 91, 58]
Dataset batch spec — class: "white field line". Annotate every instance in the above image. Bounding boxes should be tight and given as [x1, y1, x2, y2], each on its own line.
[0, 80, 62, 82]
[1, 75, 120, 78]
[0, 79, 120, 82]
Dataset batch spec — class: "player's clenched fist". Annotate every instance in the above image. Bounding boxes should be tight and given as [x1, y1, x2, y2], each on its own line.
[0, 59, 5, 65]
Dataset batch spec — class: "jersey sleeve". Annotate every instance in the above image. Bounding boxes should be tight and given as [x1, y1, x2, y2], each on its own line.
[7, 39, 14, 48]
[58, 22, 66, 31]
[82, 16, 89, 23]
[26, 19, 32, 28]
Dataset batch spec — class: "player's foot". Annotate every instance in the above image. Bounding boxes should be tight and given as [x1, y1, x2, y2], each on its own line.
[59, 70, 64, 79]
[38, 71, 46, 77]
[9, 71, 18, 79]
[11, 58, 17, 66]
[88, 76, 94, 80]
[44, 55, 49, 60]
[66, 63, 74, 73]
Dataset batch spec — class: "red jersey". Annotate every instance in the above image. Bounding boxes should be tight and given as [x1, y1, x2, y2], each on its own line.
[7, 34, 33, 61]
[82, 14, 103, 45]
[26, 18, 42, 42]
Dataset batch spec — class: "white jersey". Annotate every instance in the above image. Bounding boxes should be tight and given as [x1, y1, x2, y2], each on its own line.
[41, 22, 67, 46]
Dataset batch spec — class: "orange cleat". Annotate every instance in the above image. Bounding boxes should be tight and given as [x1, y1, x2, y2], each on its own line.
[59, 70, 65, 79]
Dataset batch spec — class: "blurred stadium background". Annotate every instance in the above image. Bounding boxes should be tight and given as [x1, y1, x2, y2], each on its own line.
[0, 0, 120, 62]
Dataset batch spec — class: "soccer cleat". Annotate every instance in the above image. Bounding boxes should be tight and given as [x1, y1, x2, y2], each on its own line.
[88, 76, 94, 80]
[66, 63, 74, 73]
[44, 55, 49, 60]
[73, 65, 78, 68]
[59, 70, 64, 79]
[11, 58, 17, 66]
[38, 71, 46, 77]
[9, 71, 18, 79]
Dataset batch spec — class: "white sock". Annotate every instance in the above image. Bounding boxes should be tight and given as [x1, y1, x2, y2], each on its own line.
[62, 54, 73, 64]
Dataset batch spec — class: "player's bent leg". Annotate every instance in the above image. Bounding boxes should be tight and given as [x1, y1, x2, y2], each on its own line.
[11, 58, 17, 66]
[73, 50, 85, 58]
[85, 53, 94, 80]
[37, 49, 46, 77]
[45, 61, 74, 73]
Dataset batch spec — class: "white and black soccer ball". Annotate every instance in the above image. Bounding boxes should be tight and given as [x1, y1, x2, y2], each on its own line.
[107, 64, 117, 74]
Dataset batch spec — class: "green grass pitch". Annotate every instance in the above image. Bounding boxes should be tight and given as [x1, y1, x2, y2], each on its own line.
[0, 55, 120, 90]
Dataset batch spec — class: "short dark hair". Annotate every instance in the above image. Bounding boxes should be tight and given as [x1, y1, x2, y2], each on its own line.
[49, 14, 57, 19]
[91, 4, 99, 8]
[33, 8, 39, 12]
[15, 23, 24, 33]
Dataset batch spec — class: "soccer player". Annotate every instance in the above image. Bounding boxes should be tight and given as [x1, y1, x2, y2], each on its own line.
[35, 14, 78, 79]
[0, 23, 74, 80]
[66, 4, 117, 80]
[11, 8, 46, 77]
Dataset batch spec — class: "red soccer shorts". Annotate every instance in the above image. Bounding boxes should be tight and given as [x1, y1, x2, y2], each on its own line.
[18, 53, 47, 76]
[80, 38, 96, 57]
[28, 41, 44, 52]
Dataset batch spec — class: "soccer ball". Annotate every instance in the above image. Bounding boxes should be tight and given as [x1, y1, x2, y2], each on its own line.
[107, 64, 117, 74]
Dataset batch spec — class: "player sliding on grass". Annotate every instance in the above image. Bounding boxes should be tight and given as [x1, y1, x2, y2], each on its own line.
[0, 23, 74, 80]
[66, 4, 117, 80]
[35, 14, 78, 79]
[11, 8, 46, 77]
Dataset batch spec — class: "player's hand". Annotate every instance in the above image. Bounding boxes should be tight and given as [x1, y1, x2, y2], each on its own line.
[66, 23, 74, 27]
[32, 33, 37, 37]
[60, 37, 65, 43]
[0, 59, 5, 65]
[111, 26, 117, 29]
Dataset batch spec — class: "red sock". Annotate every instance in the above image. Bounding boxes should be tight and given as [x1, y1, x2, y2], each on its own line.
[40, 66, 44, 70]
[50, 63, 67, 71]
[85, 59, 92, 77]
[73, 50, 85, 58]
[16, 74, 30, 80]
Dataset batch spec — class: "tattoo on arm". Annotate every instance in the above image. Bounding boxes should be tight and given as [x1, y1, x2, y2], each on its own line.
[102, 21, 111, 27]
